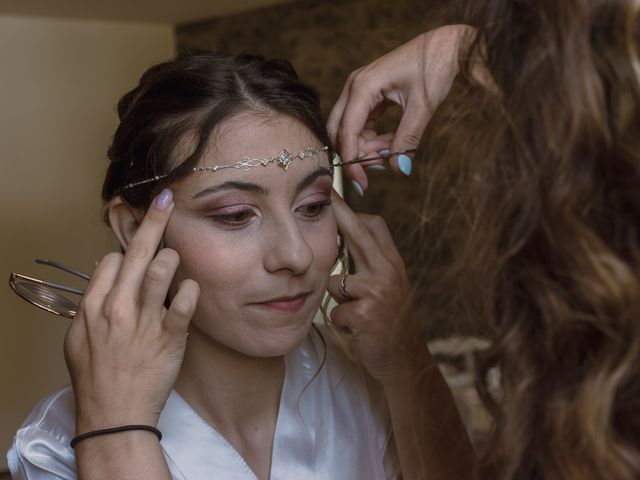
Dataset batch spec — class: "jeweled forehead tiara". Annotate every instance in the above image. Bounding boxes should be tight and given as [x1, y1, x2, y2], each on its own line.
[122, 145, 330, 190]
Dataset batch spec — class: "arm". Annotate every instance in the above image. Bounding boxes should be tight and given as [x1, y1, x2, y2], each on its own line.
[328, 192, 475, 480]
[383, 346, 475, 480]
[64, 189, 199, 479]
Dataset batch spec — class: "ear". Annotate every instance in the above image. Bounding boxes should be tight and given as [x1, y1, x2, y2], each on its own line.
[108, 196, 143, 250]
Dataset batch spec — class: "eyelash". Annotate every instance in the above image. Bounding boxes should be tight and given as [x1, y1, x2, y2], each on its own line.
[298, 200, 332, 219]
[210, 200, 331, 227]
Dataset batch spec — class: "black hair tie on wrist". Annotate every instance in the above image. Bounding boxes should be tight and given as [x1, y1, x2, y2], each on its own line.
[70, 425, 162, 448]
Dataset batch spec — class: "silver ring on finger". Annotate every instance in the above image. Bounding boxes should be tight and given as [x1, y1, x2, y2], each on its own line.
[339, 274, 352, 300]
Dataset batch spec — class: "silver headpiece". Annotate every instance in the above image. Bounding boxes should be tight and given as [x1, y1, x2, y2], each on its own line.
[122, 145, 330, 190]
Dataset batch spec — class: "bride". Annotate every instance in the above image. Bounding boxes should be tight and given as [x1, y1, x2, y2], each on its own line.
[9, 51, 473, 479]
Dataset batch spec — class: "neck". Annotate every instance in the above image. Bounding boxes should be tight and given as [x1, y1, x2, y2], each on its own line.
[174, 323, 285, 435]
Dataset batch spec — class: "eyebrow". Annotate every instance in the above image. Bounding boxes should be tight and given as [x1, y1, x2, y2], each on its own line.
[192, 167, 333, 200]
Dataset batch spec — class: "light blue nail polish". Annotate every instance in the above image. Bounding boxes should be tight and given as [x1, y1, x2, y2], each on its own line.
[351, 180, 365, 197]
[397, 154, 413, 176]
[378, 148, 391, 157]
[366, 164, 387, 171]
[155, 188, 173, 210]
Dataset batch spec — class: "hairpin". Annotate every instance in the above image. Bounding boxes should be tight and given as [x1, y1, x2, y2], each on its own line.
[330, 149, 417, 167]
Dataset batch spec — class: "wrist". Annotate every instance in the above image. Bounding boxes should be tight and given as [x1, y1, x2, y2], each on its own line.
[71, 425, 162, 448]
[76, 409, 160, 435]
[73, 428, 165, 477]
[379, 341, 438, 391]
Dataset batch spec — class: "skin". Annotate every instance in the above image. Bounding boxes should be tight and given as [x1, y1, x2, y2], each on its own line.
[165, 114, 338, 478]
[68, 113, 338, 480]
[327, 25, 475, 191]
[66, 106, 476, 478]
[327, 193, 476, 480]
[326, 24, 480, 478]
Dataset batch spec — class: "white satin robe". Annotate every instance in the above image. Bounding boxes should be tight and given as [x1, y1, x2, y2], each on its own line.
[8, 328, 400, 479]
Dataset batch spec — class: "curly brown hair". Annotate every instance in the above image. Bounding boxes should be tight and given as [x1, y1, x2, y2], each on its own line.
[420, 1, 640, 478]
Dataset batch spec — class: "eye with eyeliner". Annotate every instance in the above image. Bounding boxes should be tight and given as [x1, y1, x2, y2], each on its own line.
[206, 205, 257, 227]
[198, 179, 333, 228]
[296, 197, 332, 219]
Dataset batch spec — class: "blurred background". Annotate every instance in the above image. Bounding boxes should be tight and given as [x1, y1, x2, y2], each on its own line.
[0, 0, 488, 474]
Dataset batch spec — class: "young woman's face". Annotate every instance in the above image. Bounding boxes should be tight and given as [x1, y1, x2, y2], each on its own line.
[164, 113, 338, 357]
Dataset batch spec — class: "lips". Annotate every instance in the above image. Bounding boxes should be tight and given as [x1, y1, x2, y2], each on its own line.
[253, 293, 311, 313]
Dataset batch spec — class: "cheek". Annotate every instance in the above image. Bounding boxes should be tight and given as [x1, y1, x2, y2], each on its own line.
[305, 216, 338, 276]
[164, 219, 257, 296]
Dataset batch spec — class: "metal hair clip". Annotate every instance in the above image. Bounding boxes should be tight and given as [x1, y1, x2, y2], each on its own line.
[331, 149, 417, 167]
[9, 259, 89, 319]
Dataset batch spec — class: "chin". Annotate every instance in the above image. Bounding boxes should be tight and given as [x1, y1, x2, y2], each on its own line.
[234, 315, 315, 358]
[193, 307, 317, 359]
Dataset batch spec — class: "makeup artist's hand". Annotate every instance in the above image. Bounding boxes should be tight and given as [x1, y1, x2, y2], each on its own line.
[327, 25, 473, 192]
[327, 191, 428, 386]
[64, 189, 200, 433]
[327, 193, 477, 480]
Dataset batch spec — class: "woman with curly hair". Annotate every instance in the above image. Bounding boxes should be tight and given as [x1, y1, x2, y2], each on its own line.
[329, 1, 640, 479]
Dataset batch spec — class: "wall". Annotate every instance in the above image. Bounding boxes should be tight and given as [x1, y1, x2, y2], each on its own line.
[0, 15, 174, 468]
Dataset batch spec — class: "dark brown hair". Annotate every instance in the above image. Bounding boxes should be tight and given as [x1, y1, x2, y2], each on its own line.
[421, 1, 640, 478]
[102, 50, 333, 209]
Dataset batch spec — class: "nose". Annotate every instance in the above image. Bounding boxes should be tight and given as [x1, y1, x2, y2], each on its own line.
[263, 217, 313, 275]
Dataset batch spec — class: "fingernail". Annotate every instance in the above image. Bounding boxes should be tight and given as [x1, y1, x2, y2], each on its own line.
[378, 148, 391, 157]
[366, 164, 387, 171]
[350, 180, 364, 197]
[155, 188, 173, 210]
[397, 154, 413, 176]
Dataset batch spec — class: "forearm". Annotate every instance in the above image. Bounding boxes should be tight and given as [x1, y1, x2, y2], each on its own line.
[383, 346, 476, 480]
[75, 430, 172, 480]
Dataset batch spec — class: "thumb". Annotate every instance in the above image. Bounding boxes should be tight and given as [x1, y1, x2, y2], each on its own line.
[389, 99, 431, 176]
[164, 279, 200, 336]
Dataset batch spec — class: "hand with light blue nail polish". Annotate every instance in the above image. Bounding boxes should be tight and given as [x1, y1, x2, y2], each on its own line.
[397, 154, 413, 176]
[327, 25, 475, 186]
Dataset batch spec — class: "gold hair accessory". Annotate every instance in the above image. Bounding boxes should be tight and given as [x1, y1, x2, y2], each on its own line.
[123, 145, 330, 190]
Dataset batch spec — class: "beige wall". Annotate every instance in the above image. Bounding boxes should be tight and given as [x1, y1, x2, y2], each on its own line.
[0, 15, 174, 468]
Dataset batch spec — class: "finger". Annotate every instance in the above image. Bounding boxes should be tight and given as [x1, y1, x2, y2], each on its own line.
[329, 299, 370, 334]
[342, 133, 394, 193]
[355, 133, 394, 170]
[357, 214, 405, 267]
[342, 163, 369, 192]
[164, 279, 200, 335]
[113, 189, 175, 297]
[328, 78, 370, 191]
[389, 98, 431, 175]
[330, 303, 354, 333]
[77, 254, 124, 345]
[139, 248, 180, 317]
[337, 77, 386, 190]
[327, 274, 351, 304]
[331, 191, 383, 272]
[79, 253, 123, 335]
[338, 79, 381, 164]
[359, 133, 393, 157]
[326, 273, 370, 303]
[82, 252, 123, 301]
[327, 70, 356, 145]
